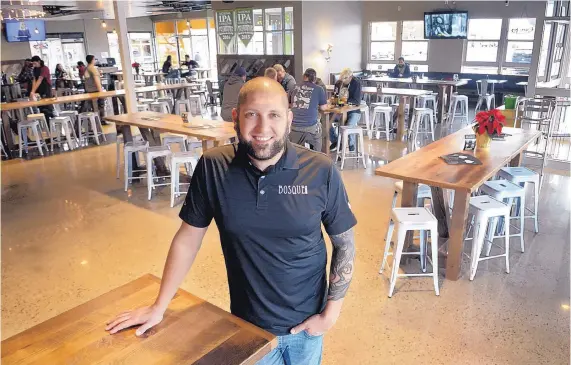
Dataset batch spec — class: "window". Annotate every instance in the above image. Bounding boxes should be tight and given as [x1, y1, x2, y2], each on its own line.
[465, 19, 502, 62]
[220, 7, 293, 56]
[107, 32, 156, 70]
[538, 23, 552, 77]
[31, 34, 86, 75]
[370, 22, 396, 61]
[155, 21, 178, 68]
[401, 21, 428, 61]
[505, 18, 535, 64]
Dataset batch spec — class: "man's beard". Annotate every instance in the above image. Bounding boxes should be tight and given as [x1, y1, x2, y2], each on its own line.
[235, 119, 289, 161]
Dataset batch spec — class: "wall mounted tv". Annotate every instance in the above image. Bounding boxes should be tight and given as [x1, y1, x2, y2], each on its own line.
[424, 11, 468, 39]
[4, 19, 46, 42]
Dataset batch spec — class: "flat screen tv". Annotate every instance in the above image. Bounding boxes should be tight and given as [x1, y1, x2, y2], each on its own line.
[4, 19, 46, 42]
[424, 11, 468, 39]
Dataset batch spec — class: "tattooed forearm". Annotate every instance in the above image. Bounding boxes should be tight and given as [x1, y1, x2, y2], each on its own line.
[328, 228, 355, 301]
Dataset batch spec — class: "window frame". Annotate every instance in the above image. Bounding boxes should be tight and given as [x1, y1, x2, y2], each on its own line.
[401, 20, 429, 63]
[463, 18, 503, 69]
[368, 21, 397, 62]
[503, 18, 536, 68]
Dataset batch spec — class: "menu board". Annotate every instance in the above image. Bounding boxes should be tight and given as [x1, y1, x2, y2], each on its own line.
[216, 10, 234, 45]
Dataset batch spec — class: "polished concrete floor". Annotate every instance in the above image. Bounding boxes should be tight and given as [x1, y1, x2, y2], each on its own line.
[2, 124, 570, 364]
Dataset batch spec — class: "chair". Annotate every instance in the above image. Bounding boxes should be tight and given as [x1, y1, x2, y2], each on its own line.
[49, 116, 79, 151]
[18, 120, 48, 157]
[479, 180, 526, 253]
[371, 106, 392, 140]
[150, 101, 171, 114]
[124, 141, 149, 191]
[175, 99, 192, 115]
[26, 113, 49, 134]
[335, 126, 367, 170]
[188, 95, 203, 115]
[78, 112, 106, 146]
[465, 195, 511, 280]
[358, 103, 371, 137]
[170, 151, 199, 207]
[137, 104, 149, 112]
[162, 134, 188, 152]
[205, 80, 220, 107]
[475, 80, 496, 113]
[409, 108, 435, 145]
[146, 146, 172, 200]
[157, 96, 174, 113]
[497, 166, 539, 233]
[380, 207, 439, 297]
[116, 134, 145, 179]
[416, 93, 438, 121]
[447, 94, 469, 126]
[516, 97, 556, 185]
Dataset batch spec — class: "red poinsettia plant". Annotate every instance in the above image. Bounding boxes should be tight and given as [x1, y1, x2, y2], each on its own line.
[131, 62, 140, 68]
[474, 109, 506, 136]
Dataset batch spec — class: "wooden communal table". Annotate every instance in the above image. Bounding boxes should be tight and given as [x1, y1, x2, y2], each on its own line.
[104, 111, 236, 151]
[1, 274, 276, 365]
[375, 126, 542, 280]
[321, 104, 361, 154]
[364, 77, 470, 124]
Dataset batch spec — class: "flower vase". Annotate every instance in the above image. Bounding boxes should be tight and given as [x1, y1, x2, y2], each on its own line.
[476, 133, 491, 149]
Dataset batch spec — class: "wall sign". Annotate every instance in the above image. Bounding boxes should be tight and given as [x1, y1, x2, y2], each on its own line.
[235, 8, 254, 47]
[216, 10, 234, 45]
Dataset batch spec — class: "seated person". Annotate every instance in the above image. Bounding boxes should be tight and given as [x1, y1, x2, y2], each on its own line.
[264, 67, 277, 81]
[221, 67, 246, 122]
[273, 64, 296, 94]
[391, 57, 411, 78]
[329, 68, 362, 152]
[181, 55, 199, 77]
[289, 68, 328, 152]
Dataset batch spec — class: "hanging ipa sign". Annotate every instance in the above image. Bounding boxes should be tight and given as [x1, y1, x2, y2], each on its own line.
[216, 10, 234, 45]
[235, 8, 254, 47]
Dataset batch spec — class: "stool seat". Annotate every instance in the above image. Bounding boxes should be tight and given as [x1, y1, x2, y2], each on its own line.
[467, 195, 511, 280]
[381, 207, 439, 297]
[498, 166, 537, 180]
[336, 126, 366, 170]
[18, 120, 48, 157]
[124, 141, 149, 191]
[49, 116, 79, 151]
[147, 146, 172, 200]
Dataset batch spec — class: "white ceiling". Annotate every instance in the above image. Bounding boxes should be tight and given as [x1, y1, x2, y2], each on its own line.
[0, 0, 212, 20]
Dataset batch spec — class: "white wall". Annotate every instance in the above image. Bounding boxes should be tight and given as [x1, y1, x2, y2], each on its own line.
[1, 37, 32, 61]
[362, 1, 547, 73]
[301, 1, 363, 82]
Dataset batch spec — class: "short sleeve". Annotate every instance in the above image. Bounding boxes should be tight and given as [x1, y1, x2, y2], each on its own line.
[179, 156, 214, 228]
[322, 164, 357, 235]
[318, 87, 327, 106]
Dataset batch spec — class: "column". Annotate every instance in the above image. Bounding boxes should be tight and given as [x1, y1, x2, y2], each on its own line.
[113, 0, 137, 112]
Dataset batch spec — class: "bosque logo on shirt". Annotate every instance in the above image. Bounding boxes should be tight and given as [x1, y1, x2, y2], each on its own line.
[278, 185, 308, 195]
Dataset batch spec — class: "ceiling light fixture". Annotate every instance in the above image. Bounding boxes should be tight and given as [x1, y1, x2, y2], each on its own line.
[101, 20, 107, 28]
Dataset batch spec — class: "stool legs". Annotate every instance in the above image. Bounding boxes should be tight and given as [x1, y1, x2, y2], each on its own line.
[170, 158, 178, 208]
[32, 125, 44, 156]
[388, 227, 407, 298]
[430, 228, 439, 295]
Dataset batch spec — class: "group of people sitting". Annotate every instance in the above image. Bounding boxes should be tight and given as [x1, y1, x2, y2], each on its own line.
[162, 55, 200, 78]
[221, 64, 363, 153]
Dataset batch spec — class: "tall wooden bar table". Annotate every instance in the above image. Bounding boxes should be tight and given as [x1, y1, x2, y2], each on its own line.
[375, 126, 542, 280]
[1, 274, 276, 365]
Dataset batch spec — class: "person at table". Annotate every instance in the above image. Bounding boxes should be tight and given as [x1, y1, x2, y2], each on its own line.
[273, 63, 296, 94]
[264, 67, 277, 81]
[54, 63, 68, 90]
[29, 56, 55, 121]
[16, 58, 34, 93]
[162, 55, 172, 74]
[106, 77, 357, 365]
[77, 61, 86, 80]
[289, 68, 328, 152]
[329, 68, 362, 152]
[80, 55, 107, 124]
[181, 55, 199, 77]
[391, 57, 411, 78]
[221, 66, 246, 122]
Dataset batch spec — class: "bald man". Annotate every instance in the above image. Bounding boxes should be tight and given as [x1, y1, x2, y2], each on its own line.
[106, 78, 356, 365]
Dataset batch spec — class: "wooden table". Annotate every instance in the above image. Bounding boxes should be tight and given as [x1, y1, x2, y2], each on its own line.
[1, 274, 276, 365]
[321, 104, 361, 153]
[104, 111, 236, 151]
[365, 77, 470, 124]
[375, 126, 542, 280]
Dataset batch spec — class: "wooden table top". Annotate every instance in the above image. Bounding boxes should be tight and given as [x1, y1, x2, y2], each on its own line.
[1, 274, 276, 365]
[322, 104, 361, 114]
[375, 126, 542, 192]
[104, 111, 236, 142]
[0, 84, 189, 111]
[364, 77, 470, 87]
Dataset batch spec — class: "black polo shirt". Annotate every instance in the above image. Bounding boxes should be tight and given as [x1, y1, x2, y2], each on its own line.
[179, 142, 357, 336]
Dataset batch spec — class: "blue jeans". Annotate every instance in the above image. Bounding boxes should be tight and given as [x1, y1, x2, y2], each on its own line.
[329, 112, 361, 149]
[256, 331, 323, 365]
